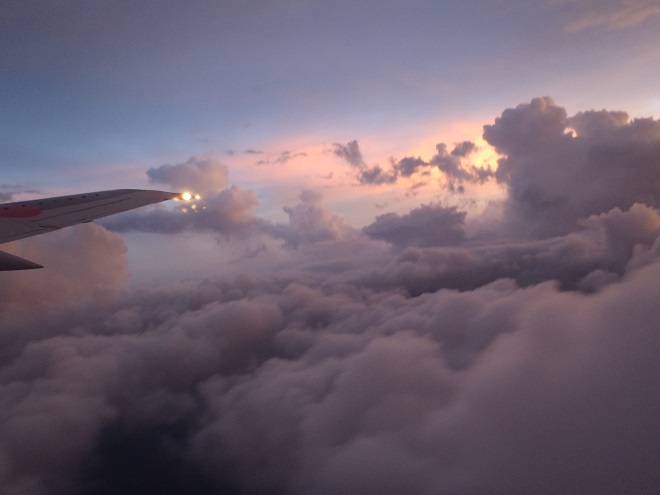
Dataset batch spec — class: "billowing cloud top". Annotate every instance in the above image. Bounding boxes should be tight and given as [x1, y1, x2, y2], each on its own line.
[485, 97, 660, 237]
[147, 155, 229, 196]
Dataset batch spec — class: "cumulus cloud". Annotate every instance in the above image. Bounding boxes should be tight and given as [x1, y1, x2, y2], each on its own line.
[485, 97, 660, 237]
[147, 155, 229, 196]
[267, 190, 354, 248]
[102, 185, 263, 238]
[103, 183, 351, 251]
[3, 97, 660, 494]
[363, 204, 466, 247]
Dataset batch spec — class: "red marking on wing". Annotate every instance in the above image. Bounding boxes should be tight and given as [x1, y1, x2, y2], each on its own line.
[0, 205, 41, 218]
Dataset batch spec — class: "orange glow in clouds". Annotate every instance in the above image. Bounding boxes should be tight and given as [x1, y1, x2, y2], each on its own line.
[222, 118, 505, 226]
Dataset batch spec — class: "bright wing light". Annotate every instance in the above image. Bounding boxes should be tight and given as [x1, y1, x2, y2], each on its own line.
[181, 192, 193, 201]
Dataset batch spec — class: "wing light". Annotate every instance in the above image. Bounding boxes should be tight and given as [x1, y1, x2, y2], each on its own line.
[177, 192, 202, 201]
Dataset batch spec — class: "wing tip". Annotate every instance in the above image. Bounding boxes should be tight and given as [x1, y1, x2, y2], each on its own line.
[0, 250, 43, 271]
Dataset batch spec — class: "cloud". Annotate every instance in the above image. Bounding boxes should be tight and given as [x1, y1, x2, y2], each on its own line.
[395, 156, 427, 177]
[428, 142, 493, 191]
[358, 164, 399, 185]
[360, 203, 660, 296]
[0, 185, 43, 203]
[333, 139, 492, 189]
[363, 204, 466, 247]
[3, 97, 660, 494]
[255, 150, 308, 166]
[102, 185, 263, 238]
[267, 190, 354, 248]
[0, 223, 128, 310]
[551, 0, 660, 31]
[147, 155, 229, 197]
[333, 140, 365, 168]
[104, 179, 354, 251]
[484, 97, 660, 238]
[2, 225, 660, 493]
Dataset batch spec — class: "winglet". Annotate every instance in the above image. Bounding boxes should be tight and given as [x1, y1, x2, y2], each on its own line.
[0, 250, 43, 271]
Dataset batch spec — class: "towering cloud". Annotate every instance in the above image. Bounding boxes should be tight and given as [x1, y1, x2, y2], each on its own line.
[484, 97, 660, 237]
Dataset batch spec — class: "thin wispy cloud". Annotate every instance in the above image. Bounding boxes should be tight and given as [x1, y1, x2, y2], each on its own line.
[551, 0, 660, 31]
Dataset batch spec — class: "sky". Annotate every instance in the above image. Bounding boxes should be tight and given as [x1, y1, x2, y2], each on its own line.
[2, 1, 660, 494]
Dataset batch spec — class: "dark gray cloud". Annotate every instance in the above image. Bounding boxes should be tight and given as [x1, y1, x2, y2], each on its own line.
[147, 155, 229, 197]
[358, 164, 399, 185]
[484, 96, 660, 238]
[333, 140, 365, 168]
[429, 142, 494, 191]
[333, 139, 492, 189]
[256, 150, 308, 166]
[396, 156, 427, 177]
[450, 140, 476, 157]
[363, 203, 660, 296]
[363, 204, 466, 247]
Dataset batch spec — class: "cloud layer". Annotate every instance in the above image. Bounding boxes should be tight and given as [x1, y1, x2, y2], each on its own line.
[2, 97, 660, 494]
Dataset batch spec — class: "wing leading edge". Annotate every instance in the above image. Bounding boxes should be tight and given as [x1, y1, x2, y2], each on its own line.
[0, 189, 183, 270]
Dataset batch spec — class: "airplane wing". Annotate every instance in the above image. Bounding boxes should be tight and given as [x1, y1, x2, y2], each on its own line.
[0, 189, 184, 270]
